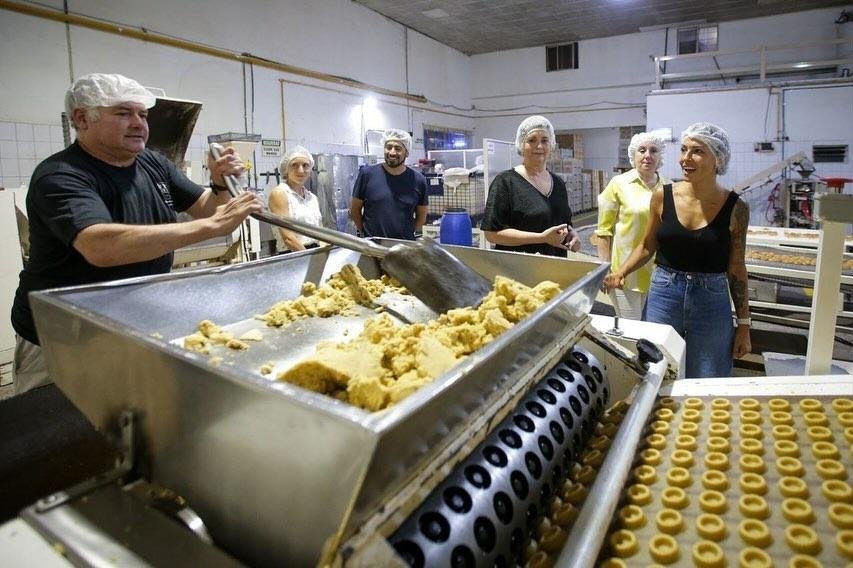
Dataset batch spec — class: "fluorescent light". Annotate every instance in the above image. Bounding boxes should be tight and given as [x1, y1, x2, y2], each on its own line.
[640, 19, 707, 32]
[423, 8, 449, 19]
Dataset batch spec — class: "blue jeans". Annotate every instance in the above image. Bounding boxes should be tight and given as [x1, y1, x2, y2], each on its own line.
[643, 265, 735, 378]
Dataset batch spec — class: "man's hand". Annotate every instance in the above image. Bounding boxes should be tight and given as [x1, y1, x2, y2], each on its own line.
[206, 192, 263, 236]
[733, 326, 752, 359]
[208, 146, 245, 186]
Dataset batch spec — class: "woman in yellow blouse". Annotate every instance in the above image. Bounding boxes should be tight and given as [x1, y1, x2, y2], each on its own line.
[596, 132, 668, 319]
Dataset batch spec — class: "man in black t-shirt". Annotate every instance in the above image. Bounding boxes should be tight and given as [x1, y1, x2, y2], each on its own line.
[350, 129, 428, 240]
[10, 73, 263, 395]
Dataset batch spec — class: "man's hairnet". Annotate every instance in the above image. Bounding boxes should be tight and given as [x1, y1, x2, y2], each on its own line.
[681, 122, 731, 175]
[280, 145, 315, 174]
[628, 132, 666, 168]
[381, 129, 412, 154]
[65, 73, 156, 117]
[515, 115, 556, 155]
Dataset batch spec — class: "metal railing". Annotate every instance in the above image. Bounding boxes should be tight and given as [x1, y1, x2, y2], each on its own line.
[653, 37, 853, 89]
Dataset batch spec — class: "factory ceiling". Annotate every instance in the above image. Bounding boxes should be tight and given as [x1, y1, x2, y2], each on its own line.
[353, 0, 851, 55]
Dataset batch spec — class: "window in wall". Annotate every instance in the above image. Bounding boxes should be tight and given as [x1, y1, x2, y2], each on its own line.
[677, 25, 718, 55]
[423, 125, 473, 152]
[546, 42, 579, 72]
[813, 144, 848, 163]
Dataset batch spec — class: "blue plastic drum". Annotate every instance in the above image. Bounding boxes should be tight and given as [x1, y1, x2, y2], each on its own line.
[439, 208, 473, 246]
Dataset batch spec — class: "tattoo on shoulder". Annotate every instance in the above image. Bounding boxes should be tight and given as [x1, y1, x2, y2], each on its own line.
[733, 199, 749, 230]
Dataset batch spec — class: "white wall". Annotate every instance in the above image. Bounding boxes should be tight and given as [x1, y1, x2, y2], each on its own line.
[0, 0, 474, 188]
[647, 84, 853, 225]
[573, 128, 623, 173]
[469, 6, 852, 142]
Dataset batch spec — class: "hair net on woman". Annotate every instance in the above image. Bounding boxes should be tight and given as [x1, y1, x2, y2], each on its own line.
[64, 73, 156, 118]
[681, 122, 731, 175]
[381, 129, 412, 153]
[515, 115, 556, 154]
[627, 132, 666, 168]
[280, 145, 315, 173]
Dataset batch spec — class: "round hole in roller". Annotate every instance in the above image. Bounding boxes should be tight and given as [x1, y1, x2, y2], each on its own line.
[557, 367, 576, 381]
[549, 420, 565, 443]
[464, 464, 491, 489]
[450, 544, 475, 568]
[526, 401, 546, 418]
[560, 407, 574, 428]
[443, 486, 472, 514]
[392, 540, 424, 568]
[499, 428, 522, 449]
[537, 389, 557, 405]
[573, 350, 589, 364]
[525, 503, 539, 530]
[603, 387, 609, 402]
[569, 396, 582, 416]
[592, 366, 604, 383]
[493, 491, 514, 524]
[572, 433, 582, 450]
[514, 414, 535, 432]
[540, 482, 552, 508]
[510, 470, 529, 499]
[567, 360, 582, 373]
[547, 378, 566, 392]
[584, 375, 598, 394]
[538, 436, 555, 460]
[418, 511, 450, 542]
[577, 384, 590, 404]
[509, 527, 525, 558]
[525, 451, 543, 479]
[581, 419, 592, 437]
[473, 516, 497, 553]
[484, 445, 508, 468]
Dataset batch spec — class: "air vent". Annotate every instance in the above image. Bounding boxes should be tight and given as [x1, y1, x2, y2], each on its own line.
[813, 145, 848, 163]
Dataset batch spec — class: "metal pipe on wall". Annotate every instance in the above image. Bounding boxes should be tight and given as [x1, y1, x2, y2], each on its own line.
[0, 0, 427, 105]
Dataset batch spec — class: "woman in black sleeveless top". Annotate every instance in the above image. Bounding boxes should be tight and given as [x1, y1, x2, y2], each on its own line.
[603, 123, 751, 378]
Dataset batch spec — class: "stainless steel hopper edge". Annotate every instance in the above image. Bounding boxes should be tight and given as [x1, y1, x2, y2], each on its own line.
[29, 244, 606, 567]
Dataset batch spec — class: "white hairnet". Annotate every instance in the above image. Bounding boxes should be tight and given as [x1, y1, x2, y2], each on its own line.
[628, 132, 666, 168]
[381, 129, 412, 154]
[681, 122, 731, 175]
[516, 115, 556, 154]
[64, 73, 156, 117]
[280, 145, 315, 173]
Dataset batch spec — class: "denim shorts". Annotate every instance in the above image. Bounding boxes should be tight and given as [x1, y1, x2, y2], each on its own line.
[643, 265, 734, 378]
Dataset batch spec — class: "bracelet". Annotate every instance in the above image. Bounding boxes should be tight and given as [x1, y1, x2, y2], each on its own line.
[209, 182, 228, 195]
[736, 317, 752, 327]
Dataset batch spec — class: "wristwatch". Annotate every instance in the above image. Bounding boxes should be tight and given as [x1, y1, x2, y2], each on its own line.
[736, 317, 752, 327]
[209, 181, 228, 195]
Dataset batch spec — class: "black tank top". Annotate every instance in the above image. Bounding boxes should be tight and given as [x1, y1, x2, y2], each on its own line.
[655, 184, 739, 273]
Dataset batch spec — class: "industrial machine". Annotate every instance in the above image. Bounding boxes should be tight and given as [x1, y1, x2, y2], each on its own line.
[1, 241, 850, 567]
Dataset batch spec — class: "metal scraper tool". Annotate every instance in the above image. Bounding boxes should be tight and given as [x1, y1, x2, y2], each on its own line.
[209, 143, 492, 314]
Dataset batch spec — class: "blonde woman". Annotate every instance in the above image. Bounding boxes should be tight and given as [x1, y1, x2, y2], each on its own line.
[483, 115, 580, 256]
[596, 133, 668, 319]
[268, 146, 323, 253]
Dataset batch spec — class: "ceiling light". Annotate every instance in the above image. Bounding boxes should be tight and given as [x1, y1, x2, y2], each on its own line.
[639, 19, 707, 32]
[423, 8, 449, 19]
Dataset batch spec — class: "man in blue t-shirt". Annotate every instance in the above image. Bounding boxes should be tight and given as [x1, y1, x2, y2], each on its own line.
[350, 129, 428, 240]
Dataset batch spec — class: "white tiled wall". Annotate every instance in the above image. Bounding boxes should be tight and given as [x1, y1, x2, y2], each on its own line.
[0, 121, 68, 189]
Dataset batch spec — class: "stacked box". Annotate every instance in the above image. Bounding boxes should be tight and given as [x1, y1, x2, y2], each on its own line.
[582, 173, 593, 211]
[565, 172, 584, 213]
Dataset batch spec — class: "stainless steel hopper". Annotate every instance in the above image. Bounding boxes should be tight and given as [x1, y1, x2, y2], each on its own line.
[29, 243, 606, 567]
